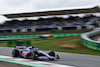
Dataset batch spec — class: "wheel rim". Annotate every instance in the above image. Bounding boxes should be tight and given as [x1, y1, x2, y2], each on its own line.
[31, 52, 35, 59]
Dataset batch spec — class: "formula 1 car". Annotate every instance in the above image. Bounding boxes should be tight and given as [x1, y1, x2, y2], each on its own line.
[39, 34, 53, 38]
[12, 46, 59, 60]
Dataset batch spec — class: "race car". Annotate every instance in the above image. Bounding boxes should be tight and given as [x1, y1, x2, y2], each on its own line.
[39, 34, 53, 38]
[12, 46, 59, 60]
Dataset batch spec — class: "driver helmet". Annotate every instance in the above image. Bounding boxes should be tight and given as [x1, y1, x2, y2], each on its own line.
[33, 49, 37, 52]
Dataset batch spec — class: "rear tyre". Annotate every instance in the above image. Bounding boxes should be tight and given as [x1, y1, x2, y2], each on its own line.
[18, 51, 22, 58]
[31, 52, 35, 60]
[12, 49, 20, 57]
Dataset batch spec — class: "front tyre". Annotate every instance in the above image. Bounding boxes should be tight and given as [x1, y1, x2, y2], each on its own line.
[56, 55, 60, 59]
[49, 58, 54, 61]
[48, 51, 55, 57]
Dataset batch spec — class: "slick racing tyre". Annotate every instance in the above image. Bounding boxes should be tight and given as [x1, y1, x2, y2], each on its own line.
[56, 55, 60, 59]
[48, 51, 55, 57]
[18, 51, 22, 58]
[12, 49, 20, 57]
[31, 52, 35, 60]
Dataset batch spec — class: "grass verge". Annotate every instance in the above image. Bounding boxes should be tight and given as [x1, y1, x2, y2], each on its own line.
[0, 36, 100, 56]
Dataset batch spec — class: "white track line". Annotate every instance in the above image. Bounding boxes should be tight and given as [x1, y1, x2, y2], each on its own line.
[0, 55, 75, 67]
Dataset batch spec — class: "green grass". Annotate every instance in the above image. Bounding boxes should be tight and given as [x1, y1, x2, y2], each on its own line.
[0, 36, 100, 56]
[32, 36, 100, 56]
[0, 41, 7, 47]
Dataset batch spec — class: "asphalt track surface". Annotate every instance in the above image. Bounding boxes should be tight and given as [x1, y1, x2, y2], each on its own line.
[0, 47, 100, 67]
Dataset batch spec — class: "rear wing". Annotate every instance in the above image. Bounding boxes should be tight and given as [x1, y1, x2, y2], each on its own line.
[16, 46, 26, 49]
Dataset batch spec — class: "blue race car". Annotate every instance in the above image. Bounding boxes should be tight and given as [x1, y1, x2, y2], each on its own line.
[12, 46, 59, 60]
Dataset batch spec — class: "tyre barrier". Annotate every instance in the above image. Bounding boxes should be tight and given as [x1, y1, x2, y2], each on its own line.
[81, 28, 100, 51]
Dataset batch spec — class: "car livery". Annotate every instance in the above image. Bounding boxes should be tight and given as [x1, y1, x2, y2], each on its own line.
[12, 46, 59, 60]
[39, 34, 53, 38]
